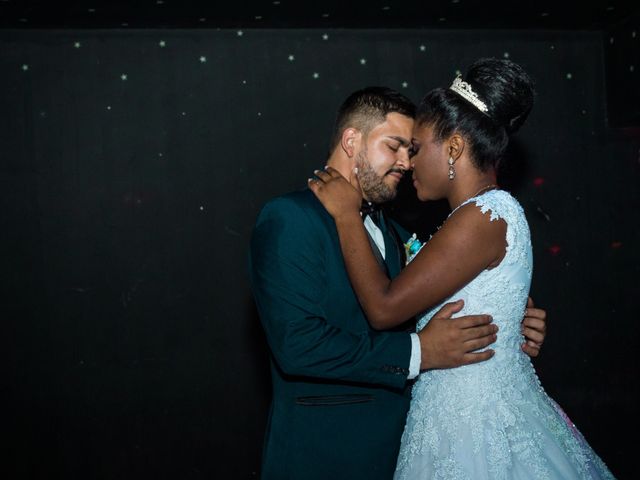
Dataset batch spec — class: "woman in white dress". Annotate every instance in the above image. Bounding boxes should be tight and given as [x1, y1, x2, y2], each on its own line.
[308, 58, 615, 479]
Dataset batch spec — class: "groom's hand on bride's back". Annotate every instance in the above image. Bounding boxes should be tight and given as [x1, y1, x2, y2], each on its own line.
[520, 296, 547, 358]
[417, 299, 497, 370]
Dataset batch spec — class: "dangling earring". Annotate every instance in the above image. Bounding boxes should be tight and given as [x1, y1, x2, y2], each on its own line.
[448, 156, 456, 180]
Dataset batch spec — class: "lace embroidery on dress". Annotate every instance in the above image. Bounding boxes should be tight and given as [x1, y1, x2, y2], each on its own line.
[394, 190, 615, 480]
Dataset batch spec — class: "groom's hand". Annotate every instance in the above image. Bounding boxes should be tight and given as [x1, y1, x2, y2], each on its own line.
[417, 300, 497, 370]
[521, 297, 547, 358]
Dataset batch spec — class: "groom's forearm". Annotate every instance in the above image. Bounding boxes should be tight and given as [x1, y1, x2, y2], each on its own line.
[262, 307, 413, 387]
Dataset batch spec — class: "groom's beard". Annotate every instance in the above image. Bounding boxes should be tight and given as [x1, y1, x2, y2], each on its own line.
[356, 149, 400, 204]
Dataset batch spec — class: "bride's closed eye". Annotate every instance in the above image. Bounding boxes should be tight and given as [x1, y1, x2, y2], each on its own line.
[409, 143, 420, 157]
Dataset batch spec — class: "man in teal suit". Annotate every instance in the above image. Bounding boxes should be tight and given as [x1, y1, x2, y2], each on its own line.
[249, 87, 547, 479]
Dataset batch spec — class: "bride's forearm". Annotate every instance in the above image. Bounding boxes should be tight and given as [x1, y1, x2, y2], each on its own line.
[333, 214, 402, 329]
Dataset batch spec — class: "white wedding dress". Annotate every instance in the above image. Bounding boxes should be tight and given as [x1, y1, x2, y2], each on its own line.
[394, 190, 615, 480]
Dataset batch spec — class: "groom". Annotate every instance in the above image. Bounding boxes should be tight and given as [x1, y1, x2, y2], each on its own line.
[248, 87, 547, 480]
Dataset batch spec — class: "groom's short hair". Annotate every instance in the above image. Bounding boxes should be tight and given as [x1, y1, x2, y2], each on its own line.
[329, 87, 416, 153]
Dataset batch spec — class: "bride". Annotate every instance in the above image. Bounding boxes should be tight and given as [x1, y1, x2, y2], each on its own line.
[308, 58, 615, 479]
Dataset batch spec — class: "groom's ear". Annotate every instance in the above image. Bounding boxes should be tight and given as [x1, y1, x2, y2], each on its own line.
[341, 128, 361, 158]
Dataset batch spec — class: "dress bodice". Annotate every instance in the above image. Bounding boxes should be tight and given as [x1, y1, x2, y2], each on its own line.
[416, 189, 534, 385]
[395, 190, 615, 480]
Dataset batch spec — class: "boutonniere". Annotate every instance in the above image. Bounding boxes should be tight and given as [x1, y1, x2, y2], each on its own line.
[404, 233, 424, 264]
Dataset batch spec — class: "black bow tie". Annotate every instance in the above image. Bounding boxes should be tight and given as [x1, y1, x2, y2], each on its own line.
[360, 201, 386, 233]
[360, 200, 380, 217]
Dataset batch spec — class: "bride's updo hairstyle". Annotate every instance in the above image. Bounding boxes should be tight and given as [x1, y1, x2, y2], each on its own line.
[416, 58, 535, 172]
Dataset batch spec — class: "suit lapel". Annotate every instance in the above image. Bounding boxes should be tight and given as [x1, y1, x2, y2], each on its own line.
[380, 214, 402, 278]
[364, 229, 389, 276]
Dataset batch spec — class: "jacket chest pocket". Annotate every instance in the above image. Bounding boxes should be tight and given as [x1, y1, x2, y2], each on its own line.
[295, 394, 374, 406]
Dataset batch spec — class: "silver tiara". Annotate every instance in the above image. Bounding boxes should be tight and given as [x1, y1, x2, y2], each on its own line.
[449, 76, 488, 113]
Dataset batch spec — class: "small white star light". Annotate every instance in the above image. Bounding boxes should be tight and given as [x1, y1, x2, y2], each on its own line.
[401, 81, 408, 88]
[312, 72, 320, 79]
[503, 52, 510, 58]
[360, 58, 367, 65]
[199, 56, 207, 63]
[21, 64, 29, 71]
[288, 54, 295, 61]
[159, 40, 166, 47]
[455, 69, 461, 75]
[566, 73, 573, 80]
[322, 33, 329, 40]
[74, 41, 81, 49]
[419, 45, 426, 52]
[121, 73, 128, 81]
[237, 30, 244, 37]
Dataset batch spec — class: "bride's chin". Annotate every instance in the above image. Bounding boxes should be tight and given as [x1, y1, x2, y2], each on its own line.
[415, 190, 429, 202]
[413, 182, 437, 202]
[415, 188, 441, 202]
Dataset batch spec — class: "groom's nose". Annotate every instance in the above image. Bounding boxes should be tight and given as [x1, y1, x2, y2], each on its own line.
[396, 149, 411, 171]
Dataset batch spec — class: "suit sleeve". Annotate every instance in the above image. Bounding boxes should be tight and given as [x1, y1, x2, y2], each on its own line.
[248, 196, 412, 389]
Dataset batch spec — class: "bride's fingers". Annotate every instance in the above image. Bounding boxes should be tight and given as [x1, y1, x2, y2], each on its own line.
[307, 176, 326, 193]
[313, 169, 332, 182]
[323, 166, 344, 178]
[307, 177, 319, 191]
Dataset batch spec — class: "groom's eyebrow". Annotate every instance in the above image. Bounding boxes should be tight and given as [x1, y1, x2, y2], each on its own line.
[386, 136, 411, 147]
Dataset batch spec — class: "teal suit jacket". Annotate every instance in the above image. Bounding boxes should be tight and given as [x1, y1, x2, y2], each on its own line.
[249, 188, 414, 480]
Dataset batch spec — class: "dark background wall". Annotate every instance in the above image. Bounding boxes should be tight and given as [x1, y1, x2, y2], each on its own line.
[2, 24, 638, 480]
